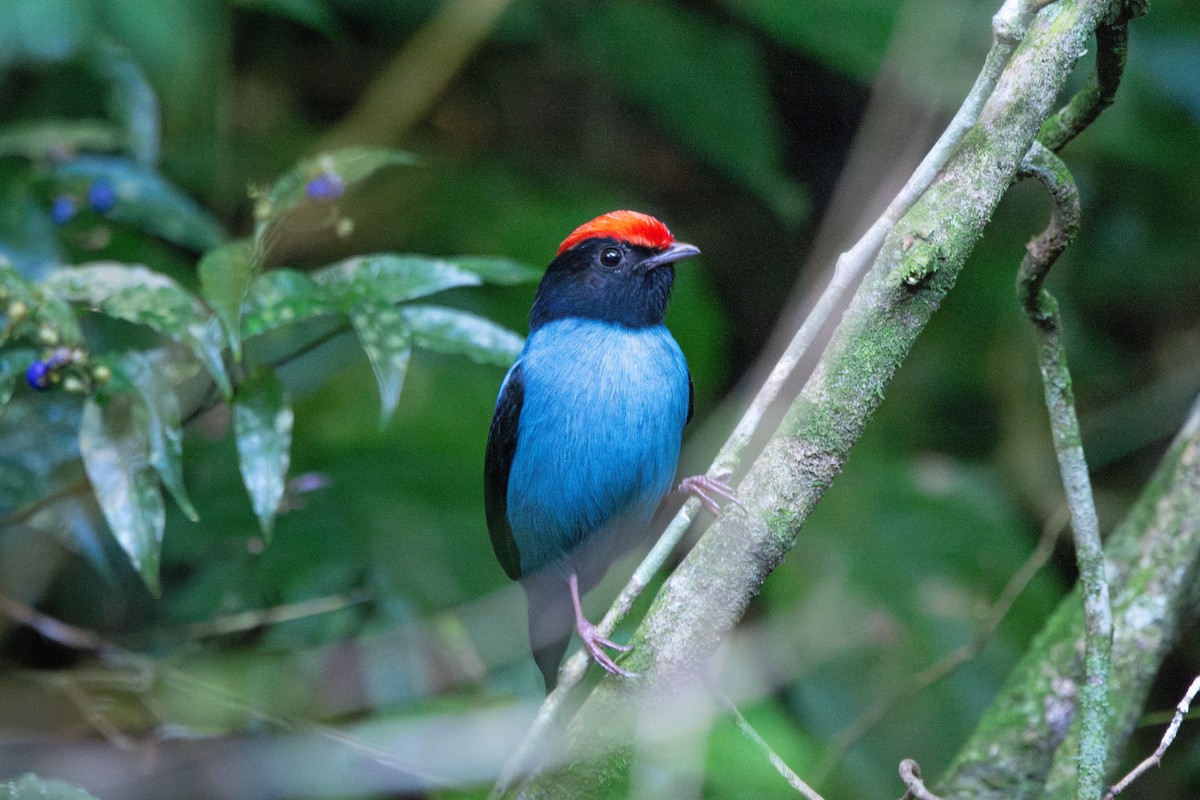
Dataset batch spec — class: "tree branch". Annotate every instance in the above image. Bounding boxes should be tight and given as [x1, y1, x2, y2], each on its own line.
[514, 0, 1121, 795]
[490, 1, 1081, 794]
[1016, 142, 1112, 800]
[937, 395, 1200, 799]
[1038, 0, 1148, 153]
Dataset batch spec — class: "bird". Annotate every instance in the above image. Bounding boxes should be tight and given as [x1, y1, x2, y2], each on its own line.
[484, 210, 737, 691]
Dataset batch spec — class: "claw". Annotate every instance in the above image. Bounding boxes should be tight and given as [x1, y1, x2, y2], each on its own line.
[570, 572, 638, 679]
[677, 473, 745, 515]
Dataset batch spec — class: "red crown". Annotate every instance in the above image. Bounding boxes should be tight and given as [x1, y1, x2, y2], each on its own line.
[557, 210, 675, 255]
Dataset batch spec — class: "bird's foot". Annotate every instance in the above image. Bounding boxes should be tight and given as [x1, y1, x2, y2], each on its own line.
[677, 473, 744, 515]
[569, 572, 638, 679]
[577, 617, 637, 678]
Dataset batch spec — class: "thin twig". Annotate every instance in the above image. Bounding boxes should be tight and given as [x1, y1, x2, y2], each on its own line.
[489, 2, 1063, 795]
[184, 590, 371, 639]
[1017, 141, 1111, 800]
[0, 592, 113, 653]
[1103, 675, 1200, 800]
[1038, 0, 1147, 153]
[898, 759, 946, 800]
[813, 507, 1066, 784]
[0, 590, 444, 777]
[0, 477, 89, 529]
[720, 693, 826, 800]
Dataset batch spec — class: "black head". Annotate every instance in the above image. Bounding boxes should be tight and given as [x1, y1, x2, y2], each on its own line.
[529, 213, 700, 330]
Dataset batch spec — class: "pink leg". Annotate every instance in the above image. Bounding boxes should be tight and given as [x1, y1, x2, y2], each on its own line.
[569, 572, 637, 679]
[677, 473, 745, 515]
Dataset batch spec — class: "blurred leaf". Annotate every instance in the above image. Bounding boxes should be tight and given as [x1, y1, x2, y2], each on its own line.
[0, 119, 122, 160]
[0, 0, 93, 69]
[0, 773, 103, 800]
[241, 268, 340, 338]
[349, 301, 411, 425]
[254, 147, 417, 244]
[0, 174, 60, 280]
[51, 155, 226, 251]
[80, 392, 164, 595]
[45, 263, 231, 398]
[118, 351, 199, 522]
[0, 348, 36, 408]
[582, 1, 807, 221]
[314, 253, 482, 306]
[400, 305, 523, 366]
[199, 240, 259, 360]
[234, 367, 293, 539]
[719, 0, 896, 81]
[232, 0, 338, 34]
[449, 255, 541, 285]
[87, 40, 161, 166]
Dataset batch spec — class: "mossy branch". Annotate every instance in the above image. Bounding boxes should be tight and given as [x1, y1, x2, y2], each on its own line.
[937, 396, 1200, 800]
[514, 0, 1123, 795]
[1038, 0, 1148, 152]
[1016, 141, 1112, 800]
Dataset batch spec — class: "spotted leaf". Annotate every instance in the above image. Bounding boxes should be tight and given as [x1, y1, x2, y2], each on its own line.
[234, 367, 293, 540]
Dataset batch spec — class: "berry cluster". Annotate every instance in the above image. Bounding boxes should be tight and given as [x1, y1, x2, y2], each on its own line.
[49, 180, 118, 225]
[24, 347, 108, 393]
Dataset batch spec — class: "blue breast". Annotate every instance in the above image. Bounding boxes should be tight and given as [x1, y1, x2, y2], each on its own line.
[505, 318, 690, 575]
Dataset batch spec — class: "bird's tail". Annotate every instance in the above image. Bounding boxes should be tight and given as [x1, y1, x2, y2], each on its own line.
[523, 574, 574, 692]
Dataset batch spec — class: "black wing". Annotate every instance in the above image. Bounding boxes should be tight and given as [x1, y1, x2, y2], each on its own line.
[484, 362, 525, 580]
[686, 371, 694, 427]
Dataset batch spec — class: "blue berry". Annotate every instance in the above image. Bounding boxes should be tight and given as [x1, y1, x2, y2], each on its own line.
[50, 195, 77, 225]
[304, 171, 344, 201]
[26, 360, 52, 390]
[87, 181, 117, 213]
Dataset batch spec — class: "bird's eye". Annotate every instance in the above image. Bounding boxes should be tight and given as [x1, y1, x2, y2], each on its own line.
[599, 247, 622, 268]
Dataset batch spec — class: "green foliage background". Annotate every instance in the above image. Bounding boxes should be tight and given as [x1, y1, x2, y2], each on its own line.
[0, 0, 1197, 797]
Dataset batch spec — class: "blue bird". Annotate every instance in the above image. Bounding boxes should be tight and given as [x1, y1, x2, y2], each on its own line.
[485, 210, 736, 690]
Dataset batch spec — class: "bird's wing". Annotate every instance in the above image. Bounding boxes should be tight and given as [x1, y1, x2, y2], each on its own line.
[686, 371, 694, 427]
[484, 362, 525, 580]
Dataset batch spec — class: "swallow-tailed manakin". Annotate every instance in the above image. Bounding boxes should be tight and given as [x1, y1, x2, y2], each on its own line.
[484, 210, 736, 690]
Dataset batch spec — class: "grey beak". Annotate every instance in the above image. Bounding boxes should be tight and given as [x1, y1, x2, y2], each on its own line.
[642, 241, 701, 270]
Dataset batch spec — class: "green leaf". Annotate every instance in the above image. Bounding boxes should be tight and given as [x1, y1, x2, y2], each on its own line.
[0, 773, 104, 800]
[582, 1, 807, 222]
[234, 367, 293, 539]
[254, 147, 417, 244]
[199, 240, 259, 360]
[117, 351, 198, 522]
[52, 155, 226, 251]
[313, 254, 482, 307]
[0, 119, 123, 160]
[87, 40, 161, 166]
[0, 348, 36, 408]
[401, 305, 524, 366]
[80, 393, 164, 595]
[46, 263, 231, 398]
[449, 255, 541, 285]
[241, 268, 340, 338]
[349, 301, 411, 425]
